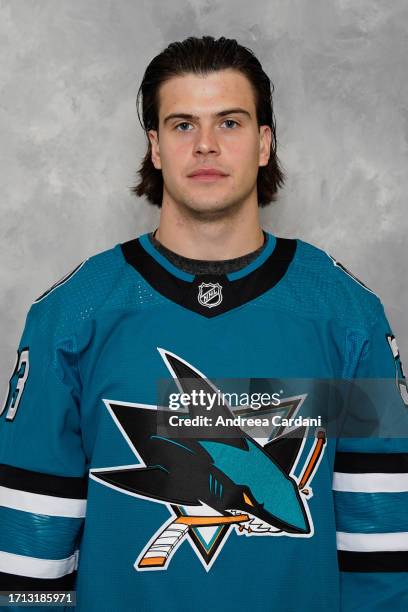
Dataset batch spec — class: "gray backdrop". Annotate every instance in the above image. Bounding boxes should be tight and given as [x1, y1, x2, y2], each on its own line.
[1, 0, 407, 395]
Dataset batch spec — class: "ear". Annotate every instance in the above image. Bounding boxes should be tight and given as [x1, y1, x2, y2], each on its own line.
[259, 125, 272, 167]
[148, 129, 162, 170]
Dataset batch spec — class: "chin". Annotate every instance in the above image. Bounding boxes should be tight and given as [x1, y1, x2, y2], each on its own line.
[183, 199, 238, 216]
[181, 189, 240, 211]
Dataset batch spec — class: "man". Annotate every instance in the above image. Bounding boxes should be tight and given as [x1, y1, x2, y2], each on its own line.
[0, 36, 407, 611]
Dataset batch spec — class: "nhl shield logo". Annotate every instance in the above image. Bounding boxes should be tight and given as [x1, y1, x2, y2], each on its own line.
[197, 282, 223, 308]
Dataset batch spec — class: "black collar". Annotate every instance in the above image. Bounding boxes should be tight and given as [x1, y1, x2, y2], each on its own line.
[121, 234, 297, 319]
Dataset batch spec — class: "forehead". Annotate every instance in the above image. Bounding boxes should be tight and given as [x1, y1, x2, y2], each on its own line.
[157, 69, 256, 118]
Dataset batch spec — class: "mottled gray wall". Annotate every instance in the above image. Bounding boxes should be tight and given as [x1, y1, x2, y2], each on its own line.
[1, 0, 407, 394]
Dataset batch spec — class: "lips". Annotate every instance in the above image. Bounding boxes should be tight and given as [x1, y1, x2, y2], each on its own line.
[188, 168, 228, 177]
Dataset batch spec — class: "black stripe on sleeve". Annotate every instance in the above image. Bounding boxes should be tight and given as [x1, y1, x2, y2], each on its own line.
[0, 570, 77, 590]
[0, 464, 88, 499]
[338, 550, 408, 572]
[334, 452, 408, 474]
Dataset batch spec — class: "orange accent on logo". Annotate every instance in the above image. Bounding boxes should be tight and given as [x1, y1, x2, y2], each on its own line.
[175, 514, 249, 526]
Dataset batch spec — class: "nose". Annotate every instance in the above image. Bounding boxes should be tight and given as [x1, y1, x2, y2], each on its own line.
[193, 126, 221, 156]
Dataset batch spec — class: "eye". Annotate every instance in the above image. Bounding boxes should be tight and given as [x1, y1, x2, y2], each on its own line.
[175, 122, 193, 131]
[174, 119, 239, 131]
[243, 492, 254, 506]
[222, 119, 239, 129]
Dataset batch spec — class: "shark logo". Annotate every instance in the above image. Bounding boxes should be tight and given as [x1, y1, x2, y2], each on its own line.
[90, 349, 326, 572]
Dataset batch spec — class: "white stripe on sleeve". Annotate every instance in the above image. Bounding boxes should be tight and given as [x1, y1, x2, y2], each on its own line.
[0, 485, 86, 518]
[336, 531, 408, 552]
[0, 549, 79, 579]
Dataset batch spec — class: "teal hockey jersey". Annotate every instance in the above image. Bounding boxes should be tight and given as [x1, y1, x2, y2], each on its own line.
[0, 230, 407, 611]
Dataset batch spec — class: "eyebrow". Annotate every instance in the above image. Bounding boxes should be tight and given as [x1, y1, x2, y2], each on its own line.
[163, 107, 252, 125]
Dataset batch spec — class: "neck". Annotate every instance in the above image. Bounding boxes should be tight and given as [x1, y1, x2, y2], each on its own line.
[156, 198, 264, 260]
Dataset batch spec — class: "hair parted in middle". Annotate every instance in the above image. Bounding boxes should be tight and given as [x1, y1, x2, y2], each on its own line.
[131, 35, 285, 208]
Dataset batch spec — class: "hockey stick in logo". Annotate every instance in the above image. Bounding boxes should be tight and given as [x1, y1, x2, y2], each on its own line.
[297, 429, 326, 496]
[137, 513, 249, 569]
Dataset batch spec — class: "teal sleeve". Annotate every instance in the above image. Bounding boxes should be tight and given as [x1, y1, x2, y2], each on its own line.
[0, 304, 87, 608]
[334, 302, 408, 611]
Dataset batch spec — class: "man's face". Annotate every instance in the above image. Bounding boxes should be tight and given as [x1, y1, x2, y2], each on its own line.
[148, 69, 271, 216]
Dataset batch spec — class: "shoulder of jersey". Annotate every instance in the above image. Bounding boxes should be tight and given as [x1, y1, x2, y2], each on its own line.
[28, 243, 127, 332]
[293, 237, 384, 329]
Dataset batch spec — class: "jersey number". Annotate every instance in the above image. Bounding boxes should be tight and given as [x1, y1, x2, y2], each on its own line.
[1, 347, 30, 421]
[386, 334, 408, 407]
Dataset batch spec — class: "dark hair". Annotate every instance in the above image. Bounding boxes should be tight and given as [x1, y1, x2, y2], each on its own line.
[131, 35, 285, 207]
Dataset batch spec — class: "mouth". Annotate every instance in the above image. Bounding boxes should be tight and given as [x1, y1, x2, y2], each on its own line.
[188, 173, 228, 182]
[227, 508, 281, 534]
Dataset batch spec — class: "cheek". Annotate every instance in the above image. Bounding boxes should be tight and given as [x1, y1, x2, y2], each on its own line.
[161, 138, 191, 169]
[224, 133, 259, 161]
[226, 140, 259, 182]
